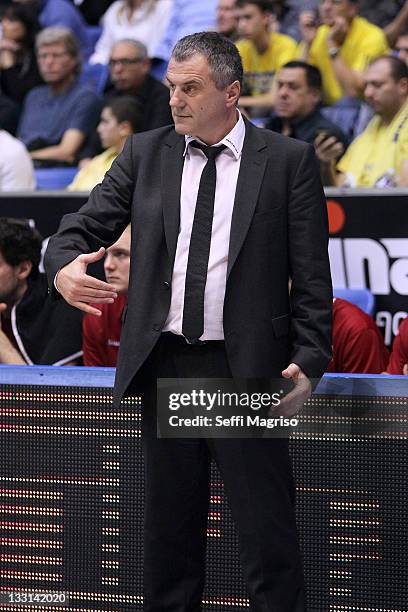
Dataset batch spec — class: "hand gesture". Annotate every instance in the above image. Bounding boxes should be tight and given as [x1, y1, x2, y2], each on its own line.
[328, 16, 348, 48]
[55, 247, 117, 316]
[314, 132, 344, 164]
[299, 10, 318, 46]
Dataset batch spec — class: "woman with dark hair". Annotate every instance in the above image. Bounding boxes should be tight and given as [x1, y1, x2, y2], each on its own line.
[0, 3, 42, 104]
[89, 0, 173, 64]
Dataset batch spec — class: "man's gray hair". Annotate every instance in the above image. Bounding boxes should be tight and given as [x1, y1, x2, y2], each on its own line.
[171, 32, 243, 90]
[36, 27, 81, 71]
[112, 39, 149, 60]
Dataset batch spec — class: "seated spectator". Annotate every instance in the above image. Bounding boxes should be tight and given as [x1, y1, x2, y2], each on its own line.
[273, 0, 319, 41]
[82, 225, 130, 366]
[106, 40, 172, 129]
[217, 0, 239, 41]
[327, 297, 389, 374]
[80, 39, 171, 162]
[154, 0, 217, 63]
[266, 61, 347, 181]
[0, 128, 35, 189]
[17, 27, 101, 166]
[299, 0, 389, 105]
[15, 0, 93, 60]
[0, 217, 82, 365]
[0, 3, 42, 107]
[358, 0, 408, 47]
[69, 97, 142, 191]
[89, 0, 173, 65]
[386, 317, 408, 375]
[333, 56, 408, 187]
[236, 0, 297, 114]
[395, 30, 408, 66]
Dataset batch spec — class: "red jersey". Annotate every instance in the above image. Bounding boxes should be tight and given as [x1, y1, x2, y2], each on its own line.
[326, 298, 389, 374]
[82, 294, 127, 367]
[387, 317, 408, 375]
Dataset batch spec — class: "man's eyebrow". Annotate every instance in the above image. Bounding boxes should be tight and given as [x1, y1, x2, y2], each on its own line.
[166, 77, 201, 87]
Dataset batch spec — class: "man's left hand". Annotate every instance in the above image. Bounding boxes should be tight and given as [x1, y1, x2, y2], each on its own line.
[278, 363, 312, 418]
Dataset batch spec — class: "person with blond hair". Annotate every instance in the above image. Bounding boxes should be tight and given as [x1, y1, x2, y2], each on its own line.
[89, 0, 173, 64]
[17, 27, 101, 165]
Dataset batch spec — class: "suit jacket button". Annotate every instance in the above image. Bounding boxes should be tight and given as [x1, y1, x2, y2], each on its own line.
[163, 281, 170, 289]
[153, 324, 161, 331]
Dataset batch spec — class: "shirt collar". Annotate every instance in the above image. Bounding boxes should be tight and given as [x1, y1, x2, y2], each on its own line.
[183, 109, 245, 160]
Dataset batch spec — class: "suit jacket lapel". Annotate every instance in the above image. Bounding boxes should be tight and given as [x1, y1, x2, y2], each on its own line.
[227, 120, 268, 279]
[161, 131, 185, 264]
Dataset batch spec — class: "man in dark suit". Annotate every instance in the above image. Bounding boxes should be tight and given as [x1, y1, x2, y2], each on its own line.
[45, 31, 332, 612]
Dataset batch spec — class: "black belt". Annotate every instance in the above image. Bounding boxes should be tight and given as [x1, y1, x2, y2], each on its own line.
[160, 332, 225, 348]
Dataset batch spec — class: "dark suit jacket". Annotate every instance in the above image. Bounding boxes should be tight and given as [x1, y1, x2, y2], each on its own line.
[45, 119, 332, 407]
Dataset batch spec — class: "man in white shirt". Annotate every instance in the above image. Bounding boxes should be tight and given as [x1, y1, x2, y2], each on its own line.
[45, 31, 332, 612]
[0, 130, 35, 191]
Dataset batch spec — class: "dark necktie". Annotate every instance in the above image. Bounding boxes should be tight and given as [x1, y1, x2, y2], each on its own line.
[182, 141, 226, 344]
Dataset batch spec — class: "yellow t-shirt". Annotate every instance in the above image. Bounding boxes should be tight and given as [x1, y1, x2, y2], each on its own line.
[337, 100, 408, 187]
[68, 147, 118, 191]
[305, 16, 389, 105]
[236, 32, 297, 96]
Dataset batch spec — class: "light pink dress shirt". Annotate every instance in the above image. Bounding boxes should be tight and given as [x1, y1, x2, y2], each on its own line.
[163, 111, 246, 340]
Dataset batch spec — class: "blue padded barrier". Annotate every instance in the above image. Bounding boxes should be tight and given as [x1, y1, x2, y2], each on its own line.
[34, 167, 79, 190]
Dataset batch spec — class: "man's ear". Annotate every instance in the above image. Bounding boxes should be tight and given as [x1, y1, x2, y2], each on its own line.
[226, 80, 241, 107]
[399, 77, 408, 97]
[141, 57, 151, 75]
[119, 120, 133, 137]
[16, 260, 32, 281]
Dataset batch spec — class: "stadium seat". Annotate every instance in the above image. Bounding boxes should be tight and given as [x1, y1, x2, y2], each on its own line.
[80, 62, 109, 95]
[321, 96, 363, 141]
[86, 26, 102, 52]
[35, 167, 79, 190]
[333, 288, 375, 316]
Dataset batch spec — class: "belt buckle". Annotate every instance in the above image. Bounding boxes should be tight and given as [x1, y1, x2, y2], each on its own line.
[185, 337, 207, 346]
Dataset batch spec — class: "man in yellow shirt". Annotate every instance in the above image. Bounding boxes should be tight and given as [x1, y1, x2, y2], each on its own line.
[235, 0, 297, 113]
[299, 0, 389, 105]
[68, 97, 142, 191]
[325, 56, 408, 187]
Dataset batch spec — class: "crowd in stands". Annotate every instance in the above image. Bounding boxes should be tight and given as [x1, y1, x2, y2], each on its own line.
[0, 0, 407, 373]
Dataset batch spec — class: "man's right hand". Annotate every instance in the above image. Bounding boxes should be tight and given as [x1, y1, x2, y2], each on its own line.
[55, 247, 118, 316]
[299, 11, 318, 47]
[314, 132, 344, 164]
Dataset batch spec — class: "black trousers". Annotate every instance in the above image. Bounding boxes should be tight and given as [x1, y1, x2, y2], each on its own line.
[135, 333, 306, 612]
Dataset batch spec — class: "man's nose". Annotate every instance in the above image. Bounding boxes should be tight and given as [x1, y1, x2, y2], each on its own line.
[169, 88, 185, 107]
[104, 255, 115, 271]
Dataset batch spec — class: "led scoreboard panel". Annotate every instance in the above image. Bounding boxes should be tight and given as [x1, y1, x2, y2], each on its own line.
[0, 368, 407, 612]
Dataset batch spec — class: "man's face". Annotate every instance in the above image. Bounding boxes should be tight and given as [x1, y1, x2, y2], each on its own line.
[104, 227, 131, 294]
[319, 0, 357, 27]
[1, 16, 26, 42]
[97, 107, 123, 149]
[275, 67, 320, 119]
[396, 34, 408, 67]
[166, 54, 236, 142]
[217, 0, 238, 35]
[236, 3, 270, 40]
[37, 42, 77, 85]
[0, 251, 25, 305]
[109, 42, 150, 92]
[364, 59, 407, 117]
